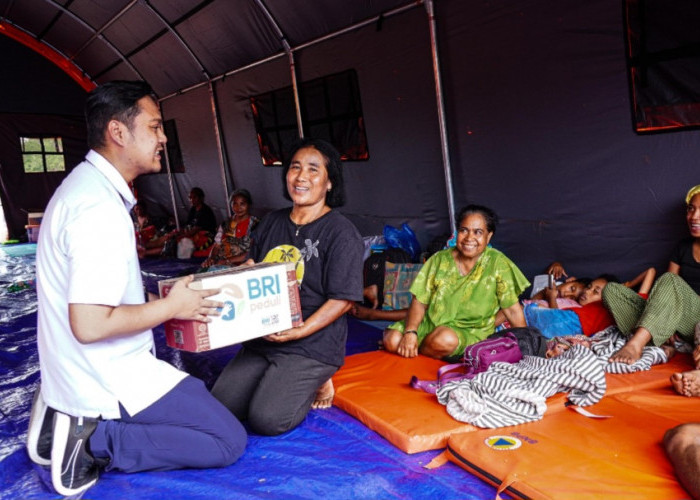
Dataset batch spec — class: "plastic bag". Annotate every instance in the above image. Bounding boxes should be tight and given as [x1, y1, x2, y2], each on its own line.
[177, 237, 195, 259]
[383, 223, 420, 262]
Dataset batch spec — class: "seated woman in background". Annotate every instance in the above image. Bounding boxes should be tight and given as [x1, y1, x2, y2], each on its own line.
[201, 189, 259, 270]
[133, 200, 177, 258]
[383, 205, 529, 360]
[604, 185, 700, 378]
[133, 200, 157, 244]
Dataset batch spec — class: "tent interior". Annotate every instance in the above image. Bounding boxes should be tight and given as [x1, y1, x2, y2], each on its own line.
[1, 0, 700, 498]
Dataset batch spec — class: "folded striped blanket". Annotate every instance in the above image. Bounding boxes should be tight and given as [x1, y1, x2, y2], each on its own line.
[436, 327, 667, 428]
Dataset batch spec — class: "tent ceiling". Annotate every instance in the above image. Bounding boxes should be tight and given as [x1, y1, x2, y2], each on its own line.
[0, 0, 419, 97]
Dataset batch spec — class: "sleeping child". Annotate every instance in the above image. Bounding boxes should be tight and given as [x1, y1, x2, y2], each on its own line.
[524, 276, 615, 338]
[525, 267, 656, 339]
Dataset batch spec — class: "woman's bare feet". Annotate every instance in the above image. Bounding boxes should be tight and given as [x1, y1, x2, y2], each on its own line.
[311, 379, 334, 409]
[671, 371, 700, 397]
[609, 328, 651, 364]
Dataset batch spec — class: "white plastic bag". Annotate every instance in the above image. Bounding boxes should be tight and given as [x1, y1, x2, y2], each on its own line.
[177, 237, 195, 259]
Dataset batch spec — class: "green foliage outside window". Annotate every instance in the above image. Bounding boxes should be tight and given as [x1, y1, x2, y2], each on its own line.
[20, 136, 65, 173]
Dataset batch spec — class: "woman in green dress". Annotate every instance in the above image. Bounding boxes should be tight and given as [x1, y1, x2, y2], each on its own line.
[383, 205, 529, 359]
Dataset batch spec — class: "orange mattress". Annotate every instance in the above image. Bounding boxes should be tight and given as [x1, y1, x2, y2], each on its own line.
[333, 351, 694, 454]
[445, 354, 696, 499]
[334, 349, 696, 498]
[333, 351, 477, 453]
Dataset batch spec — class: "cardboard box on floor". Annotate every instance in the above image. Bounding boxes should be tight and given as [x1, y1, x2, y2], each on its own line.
[158, 262, 302, 352]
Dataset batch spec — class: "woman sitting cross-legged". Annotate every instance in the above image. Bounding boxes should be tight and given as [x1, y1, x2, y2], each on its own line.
[383, 204, 530, 360]
[200, 188, 259, 270]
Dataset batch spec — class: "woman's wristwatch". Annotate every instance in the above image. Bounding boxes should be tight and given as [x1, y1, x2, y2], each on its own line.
[403, 330, 418, 336]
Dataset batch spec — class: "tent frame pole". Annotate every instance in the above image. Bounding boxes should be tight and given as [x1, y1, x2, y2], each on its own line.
[209, 81, 233, 218]
[425, 0, 457, 233]
[158, 104, 181, 230]
[254, 0, 304, 137]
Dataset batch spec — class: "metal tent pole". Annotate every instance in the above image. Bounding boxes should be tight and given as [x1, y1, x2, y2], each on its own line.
[158, 103, 181, 229]
[254, 0, 304, 137]
[209, 81, 233, 218]
[425, 0, 456, 233]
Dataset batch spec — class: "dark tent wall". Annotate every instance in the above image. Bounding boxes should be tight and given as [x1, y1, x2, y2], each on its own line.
[0, 35, 87, 239]
[138, 0, 700, 282]
[135, 86, 230, 224]
[437, 0, 699, 280]
[2, 0, 699, 284]
[0, 36, 86, 115]
[137, 7, 448, 243]
[0, 114, 86, 239]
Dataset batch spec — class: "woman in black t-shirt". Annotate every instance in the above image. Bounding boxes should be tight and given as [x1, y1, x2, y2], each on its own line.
[211, 139, 364, 436]
[669, 184, 700, 293]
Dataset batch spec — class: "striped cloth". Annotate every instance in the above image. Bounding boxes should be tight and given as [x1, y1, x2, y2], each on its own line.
[436, 327, 668, 428]
[590, 326, 669, 373]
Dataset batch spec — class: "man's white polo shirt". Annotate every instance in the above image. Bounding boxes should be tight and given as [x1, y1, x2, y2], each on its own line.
[36, 150, 186, 419]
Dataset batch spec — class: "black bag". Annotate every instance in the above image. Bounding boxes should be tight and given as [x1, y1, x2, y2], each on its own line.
[487, 326, 547, 357]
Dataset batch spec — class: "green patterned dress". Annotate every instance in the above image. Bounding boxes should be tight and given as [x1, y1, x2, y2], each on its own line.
[389, 246, 529, 356]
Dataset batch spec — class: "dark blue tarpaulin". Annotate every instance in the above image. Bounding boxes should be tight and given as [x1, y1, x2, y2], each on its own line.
[0, 247, 496, 499]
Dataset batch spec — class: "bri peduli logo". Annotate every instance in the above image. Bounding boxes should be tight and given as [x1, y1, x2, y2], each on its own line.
[218, 284, 245, 322]
[217, 273, 286, 322]
[484, 435, 522, 451]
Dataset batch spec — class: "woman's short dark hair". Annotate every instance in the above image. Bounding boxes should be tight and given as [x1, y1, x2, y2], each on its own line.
[281, 138, 346, 208]
[190, 187, 204, 200]
[456, 205, 499, 234]
[85, 80, 157, 150]
[230, 188, 252, 206]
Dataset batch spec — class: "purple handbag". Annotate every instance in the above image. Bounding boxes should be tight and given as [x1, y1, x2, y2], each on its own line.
[410, 332, 523, 394]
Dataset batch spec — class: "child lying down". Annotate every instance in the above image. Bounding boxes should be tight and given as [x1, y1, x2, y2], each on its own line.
[502, 266, 657, 339]
[523, 276, 614, 338]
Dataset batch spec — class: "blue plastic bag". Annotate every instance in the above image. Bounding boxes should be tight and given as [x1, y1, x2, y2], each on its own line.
[383, 223, 420, 262]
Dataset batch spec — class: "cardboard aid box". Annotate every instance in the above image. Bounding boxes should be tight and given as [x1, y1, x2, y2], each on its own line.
[158, 262, 302, 352]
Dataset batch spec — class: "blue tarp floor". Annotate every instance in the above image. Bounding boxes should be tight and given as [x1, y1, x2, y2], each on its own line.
[0, 246, 497, 499]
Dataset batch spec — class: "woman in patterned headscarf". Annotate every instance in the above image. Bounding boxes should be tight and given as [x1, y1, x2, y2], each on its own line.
[200, 189, 259, 270]
[602, 184, 700, 379]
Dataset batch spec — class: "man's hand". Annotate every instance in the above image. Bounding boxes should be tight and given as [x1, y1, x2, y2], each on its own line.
[167, 275, 223, 322]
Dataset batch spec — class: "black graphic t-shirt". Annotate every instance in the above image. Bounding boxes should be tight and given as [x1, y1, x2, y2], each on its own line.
[670, 237, 700, 294]
[246, 208, 364, 366]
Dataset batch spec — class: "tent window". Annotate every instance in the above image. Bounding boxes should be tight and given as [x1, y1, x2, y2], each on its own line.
[250, 69, 370, 166]
[20, 136, 65, 173]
